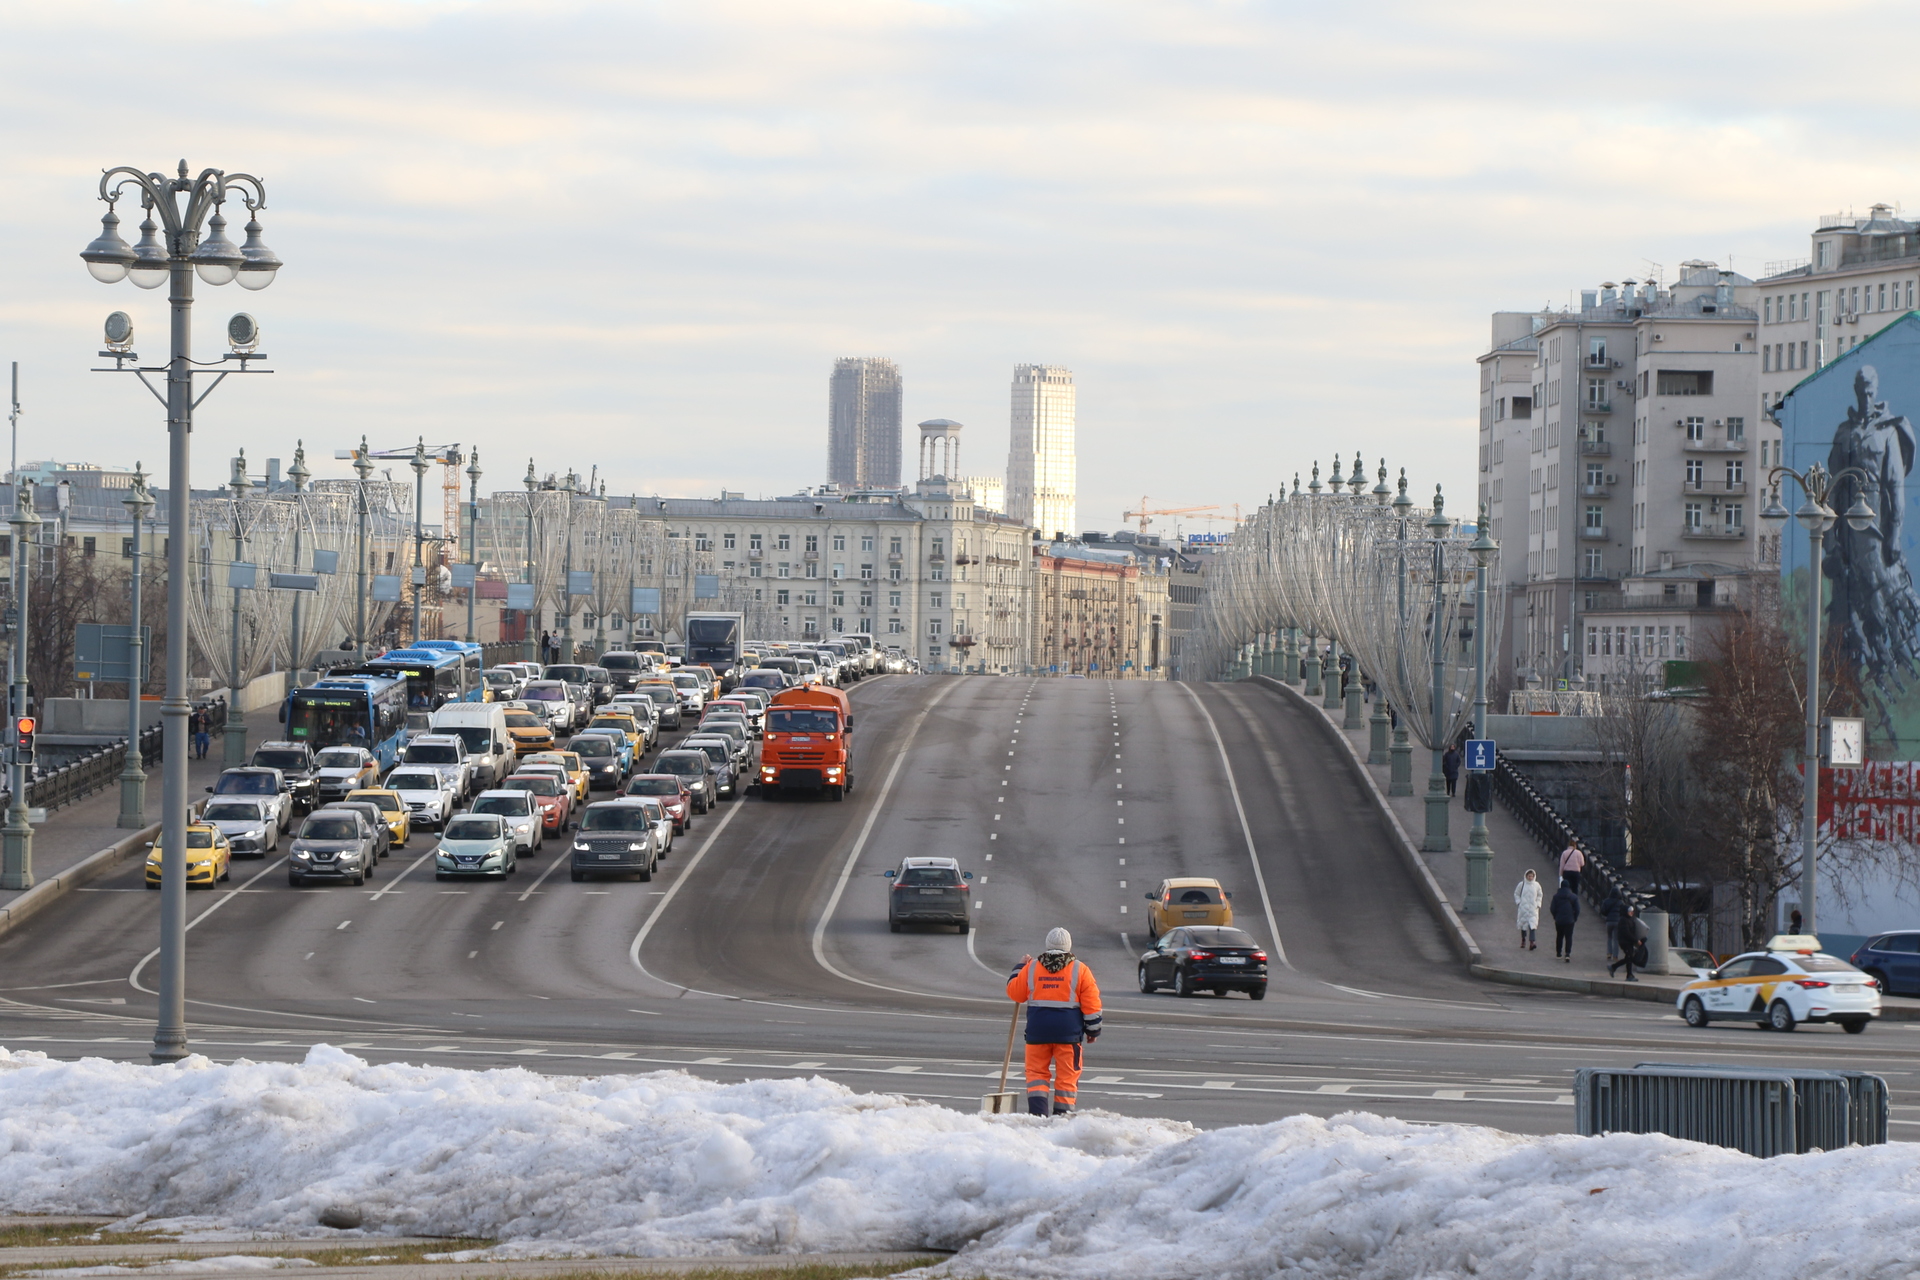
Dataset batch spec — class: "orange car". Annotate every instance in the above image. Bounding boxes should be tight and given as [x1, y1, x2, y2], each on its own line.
[1143, 877, 1234, 938]
[504, 772, 572, 834]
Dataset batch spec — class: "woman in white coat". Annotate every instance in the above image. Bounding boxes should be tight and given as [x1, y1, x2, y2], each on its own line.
[1514, 868, 1542, 951]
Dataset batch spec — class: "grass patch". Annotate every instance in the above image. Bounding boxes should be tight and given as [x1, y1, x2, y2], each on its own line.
[517, 1266, 941, 1280]
[277, 1240, 495, 1268]
[0, 1226, 175, 1250]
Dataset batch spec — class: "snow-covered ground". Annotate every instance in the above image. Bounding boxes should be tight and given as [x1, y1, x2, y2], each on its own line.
[0, 1045, 1911, 1280]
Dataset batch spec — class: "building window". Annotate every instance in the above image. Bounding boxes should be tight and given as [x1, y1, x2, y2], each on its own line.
[832, 534, 846, 551]
[1684, 502, 1704, 531]
[804, 562, 818, 578]
[860, 563, 874, 579]
[1726, 459, 1744, 486]
[888, 591, 902, 608]
[750, 533, 763, 552]
[928, 618, 943, 636]
[1657, 370, 1714, 396]
[1817, 240, 1831, 269]
[778, 562, 790, 578]
[930, 566, 944, 581]
[776, 589, 790, 605]
[1724, 504, 1744, 532]
[723, 532, 736, 550]
[777, 533, 791, 551]
[888, 618, 903, 634]
[722, 560, 735, 571]
[803, 588, 818, 605]
[889, 536, 902, 555]
[862, 535, 874, 552]
[889, 566, 902, 581]
[1588, 336, 1607, 365]
[832, 589, 845, 607]
[83, 537, 96, 557]
[1686, 458, 1704, 487]
[805, 534, 819, 552]
[1765, 297, 1773, 324]
[1584, 548, 1603, 577]
[1584, 506, 1603, 531]
[122, 538, 135, 558]
[930, 592, 944, 609]
[1675, 626, 1688, 659]
[1726, 416, 1744, 441]
[1684, 417, 1705, 442]
[749, 563, 762, 578]
[859, 591, 873, 608]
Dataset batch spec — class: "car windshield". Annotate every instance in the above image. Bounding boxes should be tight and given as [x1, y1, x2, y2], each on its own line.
[504, 712, 545, 728]
[355, 793, 401, 812]
[315, 750, 364, 768]
[251, 750, 307, 770]
[445, 727, 494, 753]
[572, 738, 614, 757]
[685, 743, 728, 764]
[300, 816, 359, 841]
[473, 796, 530, 816]
[1185, 928, 1255, 948]
[444, 817, 502, 841]
[523, 686, 563, 701]
[671, 675, 700, 689]
[657, 756, 702, 776]
[580, 807, 650, 832]
[203, 802, 263, 822]
[1796, 953, 1862, 973]
[405, 743, 460, 764]
[216, 773, 277, 794]
[602, 654, 642, 671]
[387, 772, 441, 791]
[485, 672, 516, 686]
[899, 866, 960, 886]
[1170, 886, 1221, 904]
[767, 709, 838, 734]
[508, 776, 564, 796]
[545, 666, 589, 682]
[626, 778, 678, 796]
[590, 719, 632, 732]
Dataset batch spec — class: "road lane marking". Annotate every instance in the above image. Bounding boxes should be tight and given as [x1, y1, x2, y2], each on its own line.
[369, 853, 432, 901]
[351, 997, 376, 1004]
[1178, 683, 1287, 969]
[492, 920, 505, 930]
[625, 781, 753, 990]
[516, 853, 570, 902]
[128, 856, 289, 994]
[336, 921, 351, 930]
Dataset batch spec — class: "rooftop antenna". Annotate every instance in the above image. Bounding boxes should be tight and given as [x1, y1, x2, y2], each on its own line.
[7, 363, 17, 484]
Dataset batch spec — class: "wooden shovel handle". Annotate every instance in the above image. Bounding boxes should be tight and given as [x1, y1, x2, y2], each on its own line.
[998, 1002, 1022, 1093]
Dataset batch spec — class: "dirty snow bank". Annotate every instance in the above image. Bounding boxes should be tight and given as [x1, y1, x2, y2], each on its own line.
[0, 1046, 1910, 1280]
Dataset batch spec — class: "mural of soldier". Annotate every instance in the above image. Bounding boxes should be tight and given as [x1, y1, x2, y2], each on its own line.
[1825, 365, 1920, 716]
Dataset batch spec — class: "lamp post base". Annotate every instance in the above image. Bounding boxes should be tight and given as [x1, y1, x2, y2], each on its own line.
[2, 804, 34, 891]
[1303, 656, 1322, 698]
[1463, 823, 1493, 914]
[1388, 732, 1413, 796]
[1343, 679, 1365, 729]
[222, 707, 248, 768]
[149, 1034, 188, 1065]
[1322, 646, 1343, 710]
[1421, 778, 1451, 852]
[117, 764, 147, 830]
[1368, 707, 1389, 764]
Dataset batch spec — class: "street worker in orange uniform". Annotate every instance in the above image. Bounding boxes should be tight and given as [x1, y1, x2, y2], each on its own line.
[1006, 927, 1103, 1116]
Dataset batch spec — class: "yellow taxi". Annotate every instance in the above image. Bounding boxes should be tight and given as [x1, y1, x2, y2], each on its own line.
[524, 750, 590, 803]
[145, 824, 232, 890]
[1143, 877, 1234, 938]
[585, 710, 646, 757]
[346, 787, 412, 848]
[503, 707, 555, 756]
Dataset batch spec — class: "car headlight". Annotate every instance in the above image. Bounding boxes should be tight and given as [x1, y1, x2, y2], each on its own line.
[294, 850, 312, 860]
[573, 842, 591, 852]
[629, 842, 647, 852]
[826, 767, 842, 776]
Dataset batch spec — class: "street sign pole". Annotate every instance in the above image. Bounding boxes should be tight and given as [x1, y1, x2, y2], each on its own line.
[1462, 508, 1499, 915]
[3, 488, 40, 889]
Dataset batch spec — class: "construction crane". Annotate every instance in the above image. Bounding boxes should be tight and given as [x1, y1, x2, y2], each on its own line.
[1122, 496, 1220, 534]
[355, 441, 465, 561]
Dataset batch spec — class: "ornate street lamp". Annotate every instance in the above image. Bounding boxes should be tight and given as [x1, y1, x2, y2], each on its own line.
[353, 439, 374, 661]
[523, 460, 539, 663]
[1422, 486, 1454, 853]
[1464, 504, 1500, 913]
[410, 438, 430, 645]
[465, 450, 483, 644]
[117, 464, 155, 829]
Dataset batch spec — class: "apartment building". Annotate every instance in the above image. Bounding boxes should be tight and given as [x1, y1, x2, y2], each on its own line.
[1031, 535, 1169, 678]
[1006, 364, 1077, 539]
[1481, 261, 1762, 692]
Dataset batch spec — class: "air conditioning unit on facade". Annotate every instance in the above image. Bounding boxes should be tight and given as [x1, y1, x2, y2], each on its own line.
[1605, 473, 1620, 485]
[1713, 419, 1724, 427]
[1616, 380, 1631, 390]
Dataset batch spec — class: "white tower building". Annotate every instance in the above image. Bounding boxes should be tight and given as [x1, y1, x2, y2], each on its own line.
[1006, 363, 1076, 538]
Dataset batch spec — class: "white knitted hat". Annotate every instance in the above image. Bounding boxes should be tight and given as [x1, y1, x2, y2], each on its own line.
[1044, 927, 1072, 953]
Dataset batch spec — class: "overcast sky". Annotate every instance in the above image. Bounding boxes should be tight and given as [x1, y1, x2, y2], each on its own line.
[2, 0, 1916, 536]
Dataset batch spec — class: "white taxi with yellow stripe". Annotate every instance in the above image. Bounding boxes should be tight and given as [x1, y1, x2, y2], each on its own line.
[1677, 935, 1880, 1034]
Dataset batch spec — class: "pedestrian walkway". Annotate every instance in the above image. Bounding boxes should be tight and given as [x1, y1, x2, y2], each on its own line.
[1245, 675, 1920, 1017]
[0, 749, 229, 909]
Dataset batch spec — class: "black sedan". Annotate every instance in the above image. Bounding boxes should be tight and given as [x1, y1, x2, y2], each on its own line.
[1138, 926, 1268, 999]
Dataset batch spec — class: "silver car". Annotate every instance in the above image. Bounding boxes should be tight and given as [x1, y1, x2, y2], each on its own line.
[470, 788, 543, 854]
[201, 797, 278, 857]
[288, 810, 379, 887]
[399, 734, 475, 800]
[436, 813, 517, 880]
[385, 767, 458, 829]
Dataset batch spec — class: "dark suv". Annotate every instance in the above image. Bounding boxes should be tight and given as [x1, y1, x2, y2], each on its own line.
[653, 749, 718, 814]
[1851, 932, 1920, 996]
[250, 741, 318, 811]
[886, 857, 973, 934]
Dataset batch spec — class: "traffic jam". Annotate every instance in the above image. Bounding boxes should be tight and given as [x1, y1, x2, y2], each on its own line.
[185, 619, 895, 893]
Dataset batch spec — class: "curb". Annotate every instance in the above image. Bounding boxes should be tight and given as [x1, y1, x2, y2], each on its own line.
[0, 822, 160, 941]
[1245, 676, 1484, 967]
[1469, 962, 1920, 1020]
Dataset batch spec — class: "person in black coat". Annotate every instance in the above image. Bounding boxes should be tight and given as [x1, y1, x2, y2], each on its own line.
[1608, 907, 1649, 982]
[1601, 888, 1626, 962]
[1550, 884, 1581, 962]
[1442, 745, 1462, 798]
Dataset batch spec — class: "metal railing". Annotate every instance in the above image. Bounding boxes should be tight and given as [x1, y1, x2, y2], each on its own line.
[1492, 748, 1637, 912]
[0, 697, 221, 817]
[1577, 1063, 1888, 1156]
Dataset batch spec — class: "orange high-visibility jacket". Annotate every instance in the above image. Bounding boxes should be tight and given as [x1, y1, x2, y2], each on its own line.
[1007, 957, 1103, 1044]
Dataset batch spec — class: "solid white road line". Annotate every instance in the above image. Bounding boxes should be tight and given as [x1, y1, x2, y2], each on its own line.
[625, 797, 752, 989]
[1178, 682, 1287, 968]
[516, 847, 572, 902]
[128, 857, 290, 994]
[368, 852, 433, 900]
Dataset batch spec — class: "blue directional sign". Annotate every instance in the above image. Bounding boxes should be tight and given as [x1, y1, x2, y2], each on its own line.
[1464, 739, 1496, 772]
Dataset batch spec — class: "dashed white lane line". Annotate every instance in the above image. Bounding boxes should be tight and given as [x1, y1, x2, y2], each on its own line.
[369, 853, 432, 901]
[336, 921, 351, 931]
[491, 921, 505, 930]
[516, 849, 571, 902]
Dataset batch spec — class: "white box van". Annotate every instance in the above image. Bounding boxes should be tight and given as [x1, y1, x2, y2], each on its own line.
[428, 702, 514, 790]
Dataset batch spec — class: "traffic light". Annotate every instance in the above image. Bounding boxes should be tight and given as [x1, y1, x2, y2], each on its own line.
[13, 717, 33, 764]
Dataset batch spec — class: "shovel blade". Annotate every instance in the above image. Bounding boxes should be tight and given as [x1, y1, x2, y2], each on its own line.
[981, 1091, 1023, 1114]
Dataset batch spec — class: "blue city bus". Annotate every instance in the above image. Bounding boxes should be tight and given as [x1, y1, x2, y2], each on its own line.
[363, 648, 484, 710]
[280, 675, 411, 768]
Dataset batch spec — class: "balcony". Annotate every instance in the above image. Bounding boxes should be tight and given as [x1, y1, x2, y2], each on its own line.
[1585, 355, 1620, 369]
[1579, 525, 1610, 541]
[1682, 479, 1749, 497]
[1579, 439, 1612, 457]
[803, 549, 819, 560]
[1583, 399, 1613, 414]
[1581, 484, 1612, 498]
[747, 548, 763, 559]
[1683, 435, 1749, 453]
[1681, 525, 1748, 540]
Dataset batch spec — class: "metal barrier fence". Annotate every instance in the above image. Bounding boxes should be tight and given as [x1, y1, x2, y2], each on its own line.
[1576, 1063, 1889, 1157]
[1493, 749, 1639, 912]
[0, 697, 224, 817]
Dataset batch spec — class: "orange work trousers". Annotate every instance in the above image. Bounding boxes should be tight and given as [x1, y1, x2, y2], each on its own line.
[1025, 1042, 1083, 1108]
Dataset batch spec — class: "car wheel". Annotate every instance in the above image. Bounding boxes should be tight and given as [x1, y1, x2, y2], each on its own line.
[288, 873, 302, 887]
[638, 858, 653, 882]
[890, 920, 902, 933]
[830, 785, 845, 802]
[1768, 1000, 1797, 1033]
[1682, 996, 1709, 1028]
[435, 872, 448, 882]
[1137, 965, 1155, 994]
[956, 916, 969, 934]
[1841, 1018, 1869, 1035]
[1248, 985, 1267, 1001]
[1867, 968, 1892, 996]
[570, 870, 585, 882]
[1174, 969, 1194, 998]
[146, 881, 160, 891]
[219, 865, 231, 882]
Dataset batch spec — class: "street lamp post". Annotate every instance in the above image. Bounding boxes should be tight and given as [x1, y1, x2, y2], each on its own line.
[3, 489, 41, 888]
[286, 443, 309, 678]
[410, 439, 429, 645]
[561, 470, 580, 664]
[224, 452, 251, 767]
[1464, 503, 1499, 913]
[1389, 472, 1414, 796]
[523, 461, 538, 663]
[117, 465, 153, 829]
[1422, 486, 1453, 853]
[353, 439, 373, 661]
[80, 158, 278, 1063]
[1760, 463, 1877, 937]
[465, 451, 482, 644]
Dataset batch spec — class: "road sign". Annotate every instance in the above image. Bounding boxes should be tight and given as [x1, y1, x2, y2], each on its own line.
[630, 587, 661, 616]
[370, 575, 402, 602]
[448, 563, 476, 589]
[505, 583, 536, 610]
[693, 574, 719, 600]
[1464, 738, 1496, 772]
[74, 623, 152, 684]
[567, 570, 594, 596]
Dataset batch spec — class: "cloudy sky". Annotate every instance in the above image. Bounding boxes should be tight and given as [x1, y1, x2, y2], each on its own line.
[2, 0, 1915, 535]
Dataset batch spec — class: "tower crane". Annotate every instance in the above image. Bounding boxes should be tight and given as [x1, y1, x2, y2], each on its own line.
[354, 441, 465, 561]
[1122, 496, 1220, 534]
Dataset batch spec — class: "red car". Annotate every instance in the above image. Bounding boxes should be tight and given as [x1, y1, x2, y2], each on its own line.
[625, 774, 693, 833]
[504, 774, 572, 833]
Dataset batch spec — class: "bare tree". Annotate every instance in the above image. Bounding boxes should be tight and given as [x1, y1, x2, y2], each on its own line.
[1585, 673, 1706, 941]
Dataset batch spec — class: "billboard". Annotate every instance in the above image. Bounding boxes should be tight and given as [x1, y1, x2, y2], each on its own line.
[1778, 313, 1920, 760]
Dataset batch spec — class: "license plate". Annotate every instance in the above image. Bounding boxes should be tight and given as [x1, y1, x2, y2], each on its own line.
[1219, 957, 1247, 965]
[1183, 911, 1209, 919]
[919, 889, 945, 895]
[598, 854, 622, 861]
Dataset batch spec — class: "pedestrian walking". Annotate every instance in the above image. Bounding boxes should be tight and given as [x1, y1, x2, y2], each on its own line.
[1442, 744, 1462, 798]
[1550, 882, 1580, 961]
[1557, 842, 1586, 894]
[1789, 908, 1804, 935]
[1608, 907, 1649, 982]
[191, 709, 211, 760]
[1513, 869, 1542, 951]
[1601, 886, 1625, 961]
[1005, 927, 1103, 1117]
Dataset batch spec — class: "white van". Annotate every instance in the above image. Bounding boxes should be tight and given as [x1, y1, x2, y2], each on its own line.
[428, 702, 514, 790]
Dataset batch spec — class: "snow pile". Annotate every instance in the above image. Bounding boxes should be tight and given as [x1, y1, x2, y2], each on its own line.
[24, 1260, 316, 1277]
[0, 1046, 1912, 1279]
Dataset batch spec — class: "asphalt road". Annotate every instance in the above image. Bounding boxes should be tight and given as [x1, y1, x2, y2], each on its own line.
[0, 674, 1914, 1137]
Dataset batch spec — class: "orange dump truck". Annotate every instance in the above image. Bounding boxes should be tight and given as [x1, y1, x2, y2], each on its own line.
[756, 686, 854, 800]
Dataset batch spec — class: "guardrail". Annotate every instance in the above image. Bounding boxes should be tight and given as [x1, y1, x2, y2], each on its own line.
[0, 696, 223, 818]
[1492, 748, 1639, 911]
[1576, 1063, 1888, 1156]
